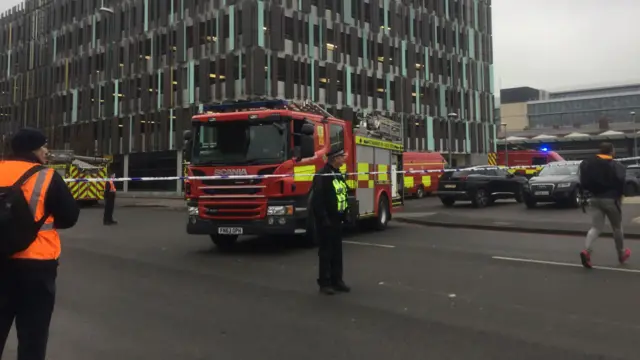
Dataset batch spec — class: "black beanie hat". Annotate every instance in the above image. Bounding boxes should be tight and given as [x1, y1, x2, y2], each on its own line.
[11, 128, 48, 154]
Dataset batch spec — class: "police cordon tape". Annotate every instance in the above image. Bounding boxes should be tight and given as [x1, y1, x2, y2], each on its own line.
[62, 155, 640, 183]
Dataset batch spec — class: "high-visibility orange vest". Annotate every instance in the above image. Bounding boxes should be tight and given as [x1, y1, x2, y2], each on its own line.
[0, 160, 61, 260]
[108, 180, 116, 193]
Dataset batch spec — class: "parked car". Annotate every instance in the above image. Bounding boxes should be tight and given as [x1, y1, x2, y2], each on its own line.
[624, 164, 640, 196]
[525, 161, 640, 209]
[523, 161, 582, 208]
[436, 166, 528, 208]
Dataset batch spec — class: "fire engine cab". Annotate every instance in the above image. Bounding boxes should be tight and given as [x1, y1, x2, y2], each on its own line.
[182, 99, 404, 250]
[488, 148, 564, 178]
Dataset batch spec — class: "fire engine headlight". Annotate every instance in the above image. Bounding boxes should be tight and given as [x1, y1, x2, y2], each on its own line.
[267, 205, 293, 216]
[557, 183, 572, 188]
[188, 206, 199, 216]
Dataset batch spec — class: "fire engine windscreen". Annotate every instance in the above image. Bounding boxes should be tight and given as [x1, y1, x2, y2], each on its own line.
[190, 119, 288, 166]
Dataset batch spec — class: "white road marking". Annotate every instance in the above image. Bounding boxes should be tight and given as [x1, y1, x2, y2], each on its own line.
[343, 241, 395, 248]
[492, 256, 640, 273]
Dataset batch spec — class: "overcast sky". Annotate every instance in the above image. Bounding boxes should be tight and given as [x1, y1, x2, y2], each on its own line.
[2, 0, 639, 93]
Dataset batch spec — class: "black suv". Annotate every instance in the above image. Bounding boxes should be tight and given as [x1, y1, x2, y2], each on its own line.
[436, 166, 528, 208]
[523, 161, 582, 208]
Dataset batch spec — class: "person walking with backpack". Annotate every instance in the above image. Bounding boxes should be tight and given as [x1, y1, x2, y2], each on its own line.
[578, 142, 631, 269]
[0, 128, 80, 360]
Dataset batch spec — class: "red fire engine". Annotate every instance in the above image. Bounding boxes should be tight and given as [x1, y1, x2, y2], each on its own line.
[182, 99, 404, 250]
[488, 148, 564, 178]
[402, 152, 446, 198]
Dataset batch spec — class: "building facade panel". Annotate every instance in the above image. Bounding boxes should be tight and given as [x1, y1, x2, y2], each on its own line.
[1, 0, 494, 174]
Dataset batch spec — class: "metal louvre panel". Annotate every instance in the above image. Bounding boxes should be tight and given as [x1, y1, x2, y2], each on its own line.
[356, 145, 375, 214]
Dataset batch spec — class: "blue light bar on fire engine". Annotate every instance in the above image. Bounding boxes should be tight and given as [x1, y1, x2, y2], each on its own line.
[202, 99, 289, 113]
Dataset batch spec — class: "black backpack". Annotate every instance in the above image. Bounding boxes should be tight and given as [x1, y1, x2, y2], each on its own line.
[0, 165, 48, 257]
[579, 158, 615, 195]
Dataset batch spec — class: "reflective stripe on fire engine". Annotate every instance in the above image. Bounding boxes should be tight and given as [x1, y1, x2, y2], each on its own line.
[404, 176, 414, 188]
[488, 152, 497, 165]
[293, 165, 316, 182]
[355, 136, 403, 151]
[422, 176, 431, 187]
[339, 164, 357, 189]
[378, 164, 388, 182]
[357, 163, 369, 181]
[508, 167, 541, 175]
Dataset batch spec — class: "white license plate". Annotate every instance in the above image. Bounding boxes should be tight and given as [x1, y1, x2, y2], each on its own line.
[534, 191, 549, 196]
[218, 227, 243, 235]
[445, 184, 456, 188]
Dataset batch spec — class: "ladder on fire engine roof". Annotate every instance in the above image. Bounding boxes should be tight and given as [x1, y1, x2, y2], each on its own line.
[202, 99, 333, 119]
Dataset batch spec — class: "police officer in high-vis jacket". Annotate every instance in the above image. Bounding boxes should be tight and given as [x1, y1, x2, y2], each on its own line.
[311, 148, 351, 295]
[0, 128, 80, 360]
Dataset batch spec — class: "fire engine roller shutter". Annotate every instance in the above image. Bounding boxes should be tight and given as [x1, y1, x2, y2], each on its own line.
[356, 145, 375, 214]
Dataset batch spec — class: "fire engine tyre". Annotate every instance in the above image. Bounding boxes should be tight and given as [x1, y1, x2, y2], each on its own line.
[416, 186, 425, 199]
[374, 195, 390, 231]
[210, 234, 239, 251]
[471, 188, 490, 208]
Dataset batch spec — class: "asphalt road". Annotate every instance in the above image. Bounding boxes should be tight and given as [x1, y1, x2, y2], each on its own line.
[3, 207, 640, 360]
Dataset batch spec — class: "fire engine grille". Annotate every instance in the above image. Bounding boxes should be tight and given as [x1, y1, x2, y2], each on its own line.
[202, 203, 263, 219]
[202, 187, 262, 196]
[201, 178, 263, 186]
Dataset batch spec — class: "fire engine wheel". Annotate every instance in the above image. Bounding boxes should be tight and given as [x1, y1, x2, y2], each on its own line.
[374, 195, 390, 231]
[416, 186, 425, 199]
[210, 234, 239, 251]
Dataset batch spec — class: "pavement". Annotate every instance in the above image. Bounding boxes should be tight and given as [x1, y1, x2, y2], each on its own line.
[396, 196, 640, 238]
[3, 207, 640, 359]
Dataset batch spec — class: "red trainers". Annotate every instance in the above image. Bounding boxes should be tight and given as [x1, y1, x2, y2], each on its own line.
[580, 250, 592, 269]
[619, 249, 631, 264]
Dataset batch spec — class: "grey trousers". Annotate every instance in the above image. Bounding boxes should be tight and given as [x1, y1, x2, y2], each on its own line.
[585, 197, 625, 256]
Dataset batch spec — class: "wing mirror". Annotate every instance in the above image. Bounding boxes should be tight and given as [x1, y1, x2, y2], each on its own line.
[183, 130, 193, 162]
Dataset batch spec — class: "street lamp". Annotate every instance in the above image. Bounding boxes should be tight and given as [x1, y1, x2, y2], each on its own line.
[447, 112, 458, 167]
[500, 123, 508, 165]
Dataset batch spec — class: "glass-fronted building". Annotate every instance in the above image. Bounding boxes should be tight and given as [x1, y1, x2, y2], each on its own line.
[528, 90, 640, 129]
[0, 0, 495, 189]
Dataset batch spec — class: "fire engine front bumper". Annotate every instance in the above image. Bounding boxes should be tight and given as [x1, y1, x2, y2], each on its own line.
[185, 202, 307, 236]
[186, 216, 300, 236]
